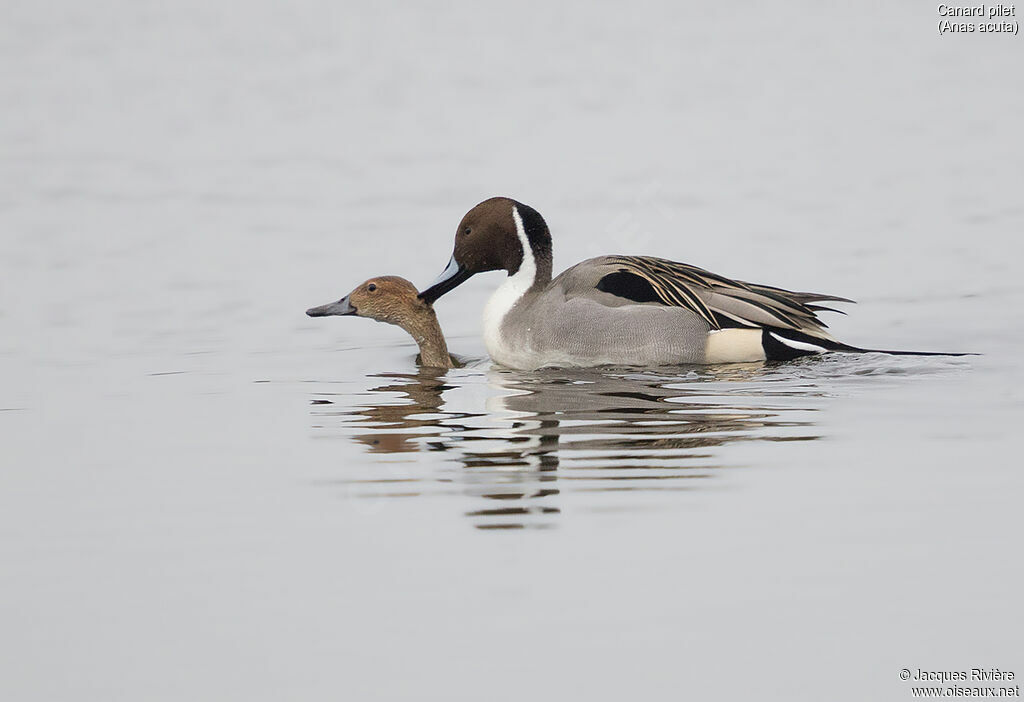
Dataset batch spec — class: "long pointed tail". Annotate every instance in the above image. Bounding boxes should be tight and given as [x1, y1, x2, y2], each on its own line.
[762, 329, 976, 361]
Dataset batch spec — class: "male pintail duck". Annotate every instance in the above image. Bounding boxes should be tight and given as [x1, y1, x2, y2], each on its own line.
[307, 276, 454, 369]
[418, 197, 969, 370]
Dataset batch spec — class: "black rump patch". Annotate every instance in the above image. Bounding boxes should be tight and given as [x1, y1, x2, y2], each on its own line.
[762, 329, 818, 361]
[596, 270, 661, 303]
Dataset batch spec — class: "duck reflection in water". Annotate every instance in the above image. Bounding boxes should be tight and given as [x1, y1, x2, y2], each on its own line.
[311, 363, 826, 530]
[346, 370, 456, 454]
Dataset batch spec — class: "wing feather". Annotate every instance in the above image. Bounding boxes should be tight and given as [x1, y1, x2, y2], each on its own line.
[598, 255, 851, 340]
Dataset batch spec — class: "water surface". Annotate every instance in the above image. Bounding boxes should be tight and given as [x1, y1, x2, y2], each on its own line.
[2, 2, 1022, 701]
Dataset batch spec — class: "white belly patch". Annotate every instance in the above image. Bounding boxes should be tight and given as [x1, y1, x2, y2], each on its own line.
[704, 329, 767, 363]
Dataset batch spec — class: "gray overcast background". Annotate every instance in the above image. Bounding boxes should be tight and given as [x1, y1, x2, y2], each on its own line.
[1, 2, 1022, 701]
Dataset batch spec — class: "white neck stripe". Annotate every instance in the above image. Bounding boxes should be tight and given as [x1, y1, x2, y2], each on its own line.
[510, 204, 535, 282]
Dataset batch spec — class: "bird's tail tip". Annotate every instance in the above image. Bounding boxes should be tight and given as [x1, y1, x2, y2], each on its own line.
[764, 329, 977, 359]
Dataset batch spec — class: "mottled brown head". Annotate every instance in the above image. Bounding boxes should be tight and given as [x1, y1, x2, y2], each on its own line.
[419, 196, 553, 304]
[306, 276, 432, 326]
[306, 275, 452, 368]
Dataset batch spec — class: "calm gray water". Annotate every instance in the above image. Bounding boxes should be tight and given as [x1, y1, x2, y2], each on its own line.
[2, 2, 1022, 700]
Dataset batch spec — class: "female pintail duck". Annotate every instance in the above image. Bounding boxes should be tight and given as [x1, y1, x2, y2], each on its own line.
[418, 197, 968, 370]
[307, 276, 454, 369]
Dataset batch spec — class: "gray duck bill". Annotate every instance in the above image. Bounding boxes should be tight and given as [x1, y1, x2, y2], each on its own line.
[306, 296, 355, 317]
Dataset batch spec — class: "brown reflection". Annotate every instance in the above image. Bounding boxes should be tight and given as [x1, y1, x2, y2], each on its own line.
[312, 369, 472, 453]
[311, 362, 828, 531]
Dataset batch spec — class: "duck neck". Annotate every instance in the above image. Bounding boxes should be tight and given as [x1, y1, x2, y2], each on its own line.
[510, 202, 553, 292]
[481, 204, 552, 357]
[403, 307, 452, 369]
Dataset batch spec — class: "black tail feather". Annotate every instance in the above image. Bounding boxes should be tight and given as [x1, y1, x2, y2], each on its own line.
[824, 342, 976, 357]
[763, 328, 976, 361]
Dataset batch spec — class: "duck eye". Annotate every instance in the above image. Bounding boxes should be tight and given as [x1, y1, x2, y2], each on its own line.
[367, 283, 377, 292]
[463, 227, 472, 236]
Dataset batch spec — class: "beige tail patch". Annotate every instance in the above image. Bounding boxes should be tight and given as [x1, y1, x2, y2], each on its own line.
[704, 329, 767, 363]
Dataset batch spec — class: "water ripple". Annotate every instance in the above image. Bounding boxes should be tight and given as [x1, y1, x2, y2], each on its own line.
[309, 354, 968, 530]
